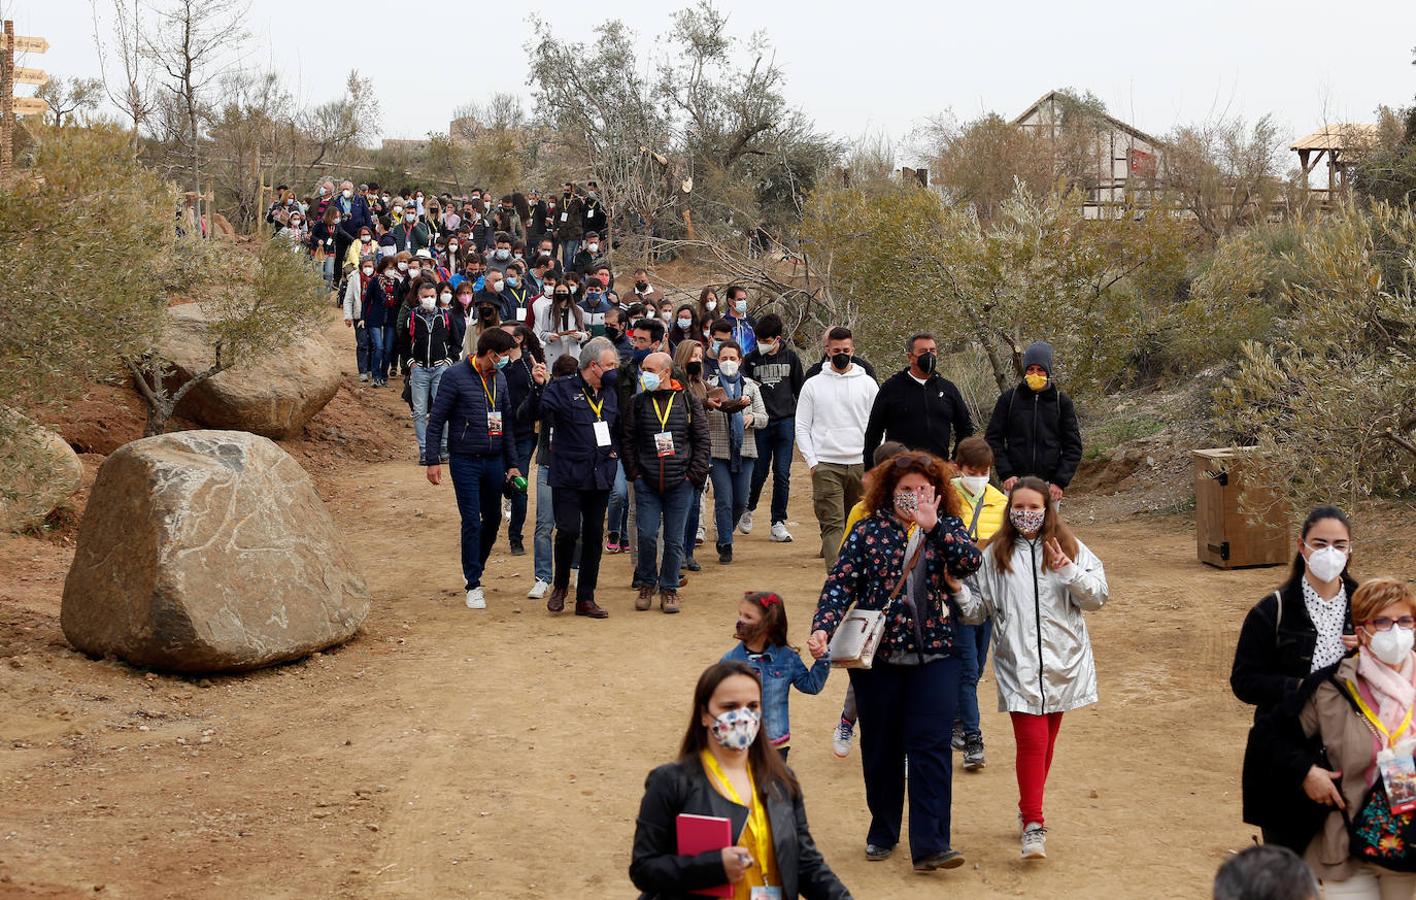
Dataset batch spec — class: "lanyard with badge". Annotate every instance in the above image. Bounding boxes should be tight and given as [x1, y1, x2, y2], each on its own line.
[477, 360, 502, 436]
[700, 750, 780, 899]
[585, 391, 612, 447]
[1347, 679, 1416, 813]
[651, 395, 676, 457]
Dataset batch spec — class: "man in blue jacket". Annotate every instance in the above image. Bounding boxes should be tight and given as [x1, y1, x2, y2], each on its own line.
[333, 180, 373, 275]
[522, 337, 622, 619]
[425, 328, 544, 610]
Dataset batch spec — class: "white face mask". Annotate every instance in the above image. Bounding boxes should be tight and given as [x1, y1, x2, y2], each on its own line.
[718, 360, 740, 378]
[491, 282, 504, 293]
[419, 296, 436, 311]
[341, 189, 352, 199]
[361, 266, 374, 276]
[705, 300, 717, 312]
[359, 235, 371, 243]
[758, 340, 778, 354]
[1368, 626, 1415, 667]
[661, 311, 673, 323]
[734, 299, 748, 314]
[405, 213, 418, 223]
[1305, 544, 1348, 583]
[449, 242, 459, 251]
[586, 243, 599, 253]
[408, 268, 421, 277]
[960, 474, 989, 497]
[440, 292, 452, 304]
[397, 261, 408, 272]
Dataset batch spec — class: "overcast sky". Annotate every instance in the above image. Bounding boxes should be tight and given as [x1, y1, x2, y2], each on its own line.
[9, 0, 1416, 164]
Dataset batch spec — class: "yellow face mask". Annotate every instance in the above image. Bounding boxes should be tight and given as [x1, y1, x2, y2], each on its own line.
[1024, 372, 1049, 392]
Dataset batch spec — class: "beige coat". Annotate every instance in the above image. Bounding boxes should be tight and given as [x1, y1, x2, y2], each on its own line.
[1300, 655, 1387, 882]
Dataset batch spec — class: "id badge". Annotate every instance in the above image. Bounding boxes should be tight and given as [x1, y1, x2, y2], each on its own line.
[487, 411, 503, 437]
[592, 420, 612, 447]
[654, 431, 675, 458]
[514, 307, 526, 322]
[559, 212, 569, 222]
[751, 888, 783, 900]
[1379, 742, 1416, 814]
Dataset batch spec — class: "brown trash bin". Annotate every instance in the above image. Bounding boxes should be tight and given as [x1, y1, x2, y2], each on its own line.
[1193, 447, 1291, 569]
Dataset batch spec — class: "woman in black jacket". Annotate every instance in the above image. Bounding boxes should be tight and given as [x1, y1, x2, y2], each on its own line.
[1230, 505, 1358, 853]
[630, 662, 851, 899]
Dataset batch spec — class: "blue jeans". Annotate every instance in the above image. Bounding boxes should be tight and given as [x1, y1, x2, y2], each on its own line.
[410, 364, 448, 459]
[709, 458, 754, 549]
[365, 325, 387, 382]
[607, 461, 630, 542]
[956, 619, 994, 739]
[561, 238, 581, 266]
[508, 435, 534, 545]
[448, 453, 506, 589]
[381, 326, 398, 379]
[683, 484, 703, 560]
[354, 323, 372, 375]
[534, 464, 554, 584]
[850, 657, 962, 862]
[749, 417, 794, 525]
[633, 478, 693, 591]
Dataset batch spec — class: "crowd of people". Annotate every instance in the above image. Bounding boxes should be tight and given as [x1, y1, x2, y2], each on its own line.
[281, 177, 1416, 897]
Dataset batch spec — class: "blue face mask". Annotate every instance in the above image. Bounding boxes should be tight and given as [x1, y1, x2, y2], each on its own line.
[632, 347, 652, 364]
[640, 371, 661, 392]
[494, 355, 510, 370]
[710, 339, 722, 353]
[506, 277, 519, 288]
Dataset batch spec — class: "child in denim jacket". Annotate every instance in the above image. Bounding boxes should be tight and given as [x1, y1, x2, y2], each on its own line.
[721, 591, 831, 760]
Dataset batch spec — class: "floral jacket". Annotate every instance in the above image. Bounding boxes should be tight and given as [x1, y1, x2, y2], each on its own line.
[812, 509, 982, 659]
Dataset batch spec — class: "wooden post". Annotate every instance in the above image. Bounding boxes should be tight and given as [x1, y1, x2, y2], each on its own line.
[2, 21, 14, 185]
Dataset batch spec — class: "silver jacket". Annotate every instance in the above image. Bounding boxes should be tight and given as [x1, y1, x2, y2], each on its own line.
[958, 537, 1107, 715]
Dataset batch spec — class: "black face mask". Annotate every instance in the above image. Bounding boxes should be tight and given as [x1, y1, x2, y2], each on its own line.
[686, 361, 703, 377]
[831, 352, 852, 371]
[916, 352, 936, 375]
[635, 281, 648, 291]
[479, 307, 496, 320]
[606, 326, 623, 341]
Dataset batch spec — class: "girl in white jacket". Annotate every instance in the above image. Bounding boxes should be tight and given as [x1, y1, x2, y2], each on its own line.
[957, 475, 1108, 862]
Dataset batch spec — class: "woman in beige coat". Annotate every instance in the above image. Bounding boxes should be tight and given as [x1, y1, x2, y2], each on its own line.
[1301, 577, 1416, 898]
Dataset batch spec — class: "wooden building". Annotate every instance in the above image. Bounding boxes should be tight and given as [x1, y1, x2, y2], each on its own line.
[1291, 123, 1377, 204]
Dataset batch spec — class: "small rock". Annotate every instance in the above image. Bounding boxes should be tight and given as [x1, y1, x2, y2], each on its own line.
[344, 739, 352, 746]
[137, 725, 150, 732]
[366, 823, 380, 832]
[312, 811, 331, 819]
[199, 736, 211, 745]
[1089, 789, 1100, 799]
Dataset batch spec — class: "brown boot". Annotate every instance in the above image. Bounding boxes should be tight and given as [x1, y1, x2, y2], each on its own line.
[575, 597, 609, 619]
[635, 585, 655, 611]
[547, 586, 567, 615]
[660, 589, 681, 614]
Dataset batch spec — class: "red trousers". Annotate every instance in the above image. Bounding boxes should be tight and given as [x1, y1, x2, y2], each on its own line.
[1010, 711, 1064, 826]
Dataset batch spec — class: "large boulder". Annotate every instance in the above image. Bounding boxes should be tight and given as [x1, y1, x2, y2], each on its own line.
[0, 408, 83, 533]
[61, 430, 369, 672]
[153, 304, 341, 439]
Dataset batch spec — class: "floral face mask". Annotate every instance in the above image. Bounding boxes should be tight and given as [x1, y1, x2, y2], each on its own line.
[709, 707, 761, 751]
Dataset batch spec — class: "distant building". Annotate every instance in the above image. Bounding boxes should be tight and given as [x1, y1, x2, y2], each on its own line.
[1012, 89, 1166, 217]
[1291, 123, 1378, 202]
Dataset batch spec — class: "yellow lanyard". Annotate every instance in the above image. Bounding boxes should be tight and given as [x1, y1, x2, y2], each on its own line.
[700, 750, 774, 889]
[473, 359, 496, 407]
[651, 394, 675, 430]
[1346, 679, 1415, 748]
[585, 392, 604, 421]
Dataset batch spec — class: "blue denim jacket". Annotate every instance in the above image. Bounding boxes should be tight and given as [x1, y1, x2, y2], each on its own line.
[721, 642, 831, 746]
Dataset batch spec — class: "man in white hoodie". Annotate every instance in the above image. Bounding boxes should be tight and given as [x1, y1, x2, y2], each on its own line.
[795, 326, 879, 568]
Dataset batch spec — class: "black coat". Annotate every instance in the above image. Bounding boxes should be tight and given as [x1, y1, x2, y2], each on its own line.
[525, 374, 621, 491]
[862, 369, 974, 466]
[622, 384, 711, 492]
[629, 757, 851, 900]
[984, 382, 1083, 488]
[1231, 576, 1357, 851]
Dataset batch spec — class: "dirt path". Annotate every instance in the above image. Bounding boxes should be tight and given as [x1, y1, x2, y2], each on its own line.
[0, 348, 1370, 898]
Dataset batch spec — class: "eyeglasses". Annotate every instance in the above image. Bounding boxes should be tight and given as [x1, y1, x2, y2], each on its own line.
[1365, 617, 1416, 632]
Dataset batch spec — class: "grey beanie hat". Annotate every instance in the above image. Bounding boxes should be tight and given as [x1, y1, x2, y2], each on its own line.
[1022, 340, 1054, 375]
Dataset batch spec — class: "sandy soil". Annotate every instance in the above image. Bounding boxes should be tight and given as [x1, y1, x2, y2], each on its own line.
[3, 322, 1409, 898]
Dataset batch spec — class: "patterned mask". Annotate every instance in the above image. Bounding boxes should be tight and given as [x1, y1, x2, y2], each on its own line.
[893, 491, 919, 515]
[709, 707, 761, 751]
[1010, 507, 1046, 535]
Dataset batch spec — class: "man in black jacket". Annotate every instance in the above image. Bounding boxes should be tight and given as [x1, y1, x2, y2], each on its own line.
[742, 313, 805, 541]
[984, 341, 1083, 502]
[424, 328, 541, 610]
[623, 352, 710, 614]
[863, 332, 973, 466]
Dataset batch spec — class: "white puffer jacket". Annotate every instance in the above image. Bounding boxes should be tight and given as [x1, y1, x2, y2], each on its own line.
[958, 537, 1108, 715]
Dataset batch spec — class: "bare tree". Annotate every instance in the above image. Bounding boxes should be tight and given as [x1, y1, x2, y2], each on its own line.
[91, 0, 158, 145]
[35, 77, 104, 127]
[1164, 115, 1285, 242]
[298, 70, 379, 176]
[144, 0, 249, 236]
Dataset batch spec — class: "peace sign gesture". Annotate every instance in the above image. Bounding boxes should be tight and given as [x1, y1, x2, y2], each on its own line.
[1045, 537, 1072, 571]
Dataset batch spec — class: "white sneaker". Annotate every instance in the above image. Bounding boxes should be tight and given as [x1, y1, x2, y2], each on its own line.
[359, 373, 369, 383]
[832, 721, 854, 758]
[739, 510, 754, 534]
[770, 521, 793, 543]
[527, 579, 550, 600]
[465, 587, 486, 609]
[1021, 823, 1047, 860]
[502, 499, 511, 522]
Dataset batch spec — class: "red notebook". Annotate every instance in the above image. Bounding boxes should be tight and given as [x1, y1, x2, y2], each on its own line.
[676, 813, 734, 898]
